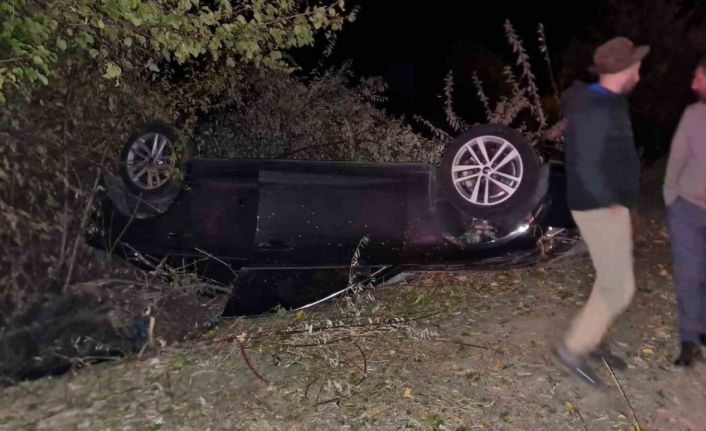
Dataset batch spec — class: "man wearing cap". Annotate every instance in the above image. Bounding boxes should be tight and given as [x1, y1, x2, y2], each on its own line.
[663, 54, 706, 367]
[552, 36, 649, 385]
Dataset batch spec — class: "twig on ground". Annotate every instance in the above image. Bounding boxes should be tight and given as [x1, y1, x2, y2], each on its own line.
[577, 412, 588, 431]
[602, 357, 642, 431]
[353, 342, 368, 386]
[354, 342, 367, 375]
[237, 339, 270, 385]
[433, 338, 500, 353]
[574, 405, 589, 431]
[195, 247, 239, 277]
[315, 396, 340, 407]
[329, 345, 366, 374]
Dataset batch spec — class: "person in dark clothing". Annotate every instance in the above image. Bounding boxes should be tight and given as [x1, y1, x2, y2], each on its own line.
[552, 36, 649, 386]
[561, 81, 641, 212]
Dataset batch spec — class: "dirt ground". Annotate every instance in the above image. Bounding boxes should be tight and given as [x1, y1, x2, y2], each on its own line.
[1, 167, 705, 431]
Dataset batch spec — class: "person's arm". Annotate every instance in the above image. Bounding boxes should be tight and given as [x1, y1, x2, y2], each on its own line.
[663, 108, 691, 206]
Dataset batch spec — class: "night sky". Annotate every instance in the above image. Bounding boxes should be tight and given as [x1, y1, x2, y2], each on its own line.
[292, 0, 706, 159]
[324, 0, 602, 119]
[288, 0, 706, 160]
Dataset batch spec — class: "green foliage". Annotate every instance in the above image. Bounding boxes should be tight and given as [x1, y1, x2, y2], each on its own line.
[0, 0, 355, 102]
[0, 0, 358, 314]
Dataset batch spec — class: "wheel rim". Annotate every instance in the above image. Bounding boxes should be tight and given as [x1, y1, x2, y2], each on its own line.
[125, 132, 175, 190]
[450, 135, 524, 206]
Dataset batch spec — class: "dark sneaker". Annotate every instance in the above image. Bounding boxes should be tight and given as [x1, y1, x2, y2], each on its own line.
[552, 343, 605, 386]
[674, 341, 703, 367]
[589, 347, 628, 370]
[700, 334, 706, 347]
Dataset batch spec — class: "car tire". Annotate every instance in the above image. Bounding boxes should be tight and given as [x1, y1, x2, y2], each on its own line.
[438, 124, 541, 223]
[119, 122, 193, 199]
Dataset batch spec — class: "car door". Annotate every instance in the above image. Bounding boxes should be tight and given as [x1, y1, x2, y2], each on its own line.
[158, 160, 260, 265]
[251, 161, 410, 268]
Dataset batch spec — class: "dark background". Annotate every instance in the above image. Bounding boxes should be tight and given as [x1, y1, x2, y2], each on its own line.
[329, 1, 596, 115]
[299, 0, 706, 161]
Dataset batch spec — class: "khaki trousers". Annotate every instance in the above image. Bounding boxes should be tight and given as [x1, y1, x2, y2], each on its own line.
[564, 206, 636, 355]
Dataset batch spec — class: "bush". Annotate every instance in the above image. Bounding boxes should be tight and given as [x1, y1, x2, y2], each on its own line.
[0, 0, 355, 103]
[194, 65, 444, 163]
[0, 0, 357, 315]
[418, 20, 565, 162]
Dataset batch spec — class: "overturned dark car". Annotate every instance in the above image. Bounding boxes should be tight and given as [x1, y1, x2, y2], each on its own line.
[88, 122, 577, 315]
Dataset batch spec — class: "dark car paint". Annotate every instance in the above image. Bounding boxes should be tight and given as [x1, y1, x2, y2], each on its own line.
[89, 158, 575, 315]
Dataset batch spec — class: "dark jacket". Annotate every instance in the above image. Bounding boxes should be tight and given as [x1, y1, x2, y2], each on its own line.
[560, 80, 640, 211]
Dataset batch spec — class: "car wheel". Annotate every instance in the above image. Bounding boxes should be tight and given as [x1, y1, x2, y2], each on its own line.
[439, 124, 541, 222]
[119, 122, 192, 198]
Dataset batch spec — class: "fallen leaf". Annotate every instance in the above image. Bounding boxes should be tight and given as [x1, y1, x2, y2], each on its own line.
[403, 387, 413, 399]
[564, 402, 576, 414]
[642, 348, 654, 357]
[170, 355, 190, 371]
[492, 361, 509, 371]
